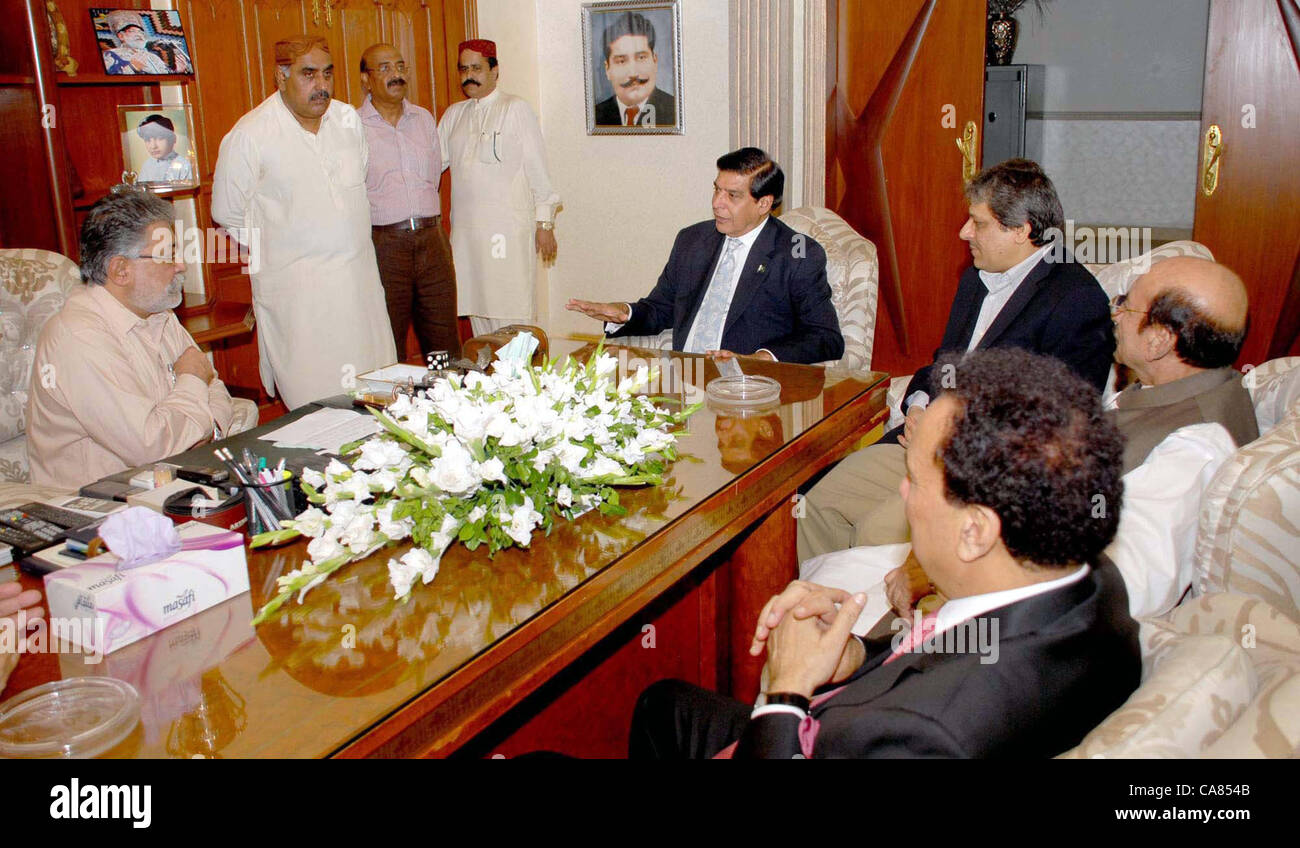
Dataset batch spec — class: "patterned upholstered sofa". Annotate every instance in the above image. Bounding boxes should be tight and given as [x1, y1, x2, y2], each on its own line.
[0, 247, 259, 491]
[0, 249, 83, 484]
[1062, 358, 1300, 757]
[613, 207, 881, 372]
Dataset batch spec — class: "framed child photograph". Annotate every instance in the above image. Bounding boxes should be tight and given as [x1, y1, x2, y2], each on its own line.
[118, 105, 199, 189]
[582, 0, 684, 135]
[91, 8, 194, 75]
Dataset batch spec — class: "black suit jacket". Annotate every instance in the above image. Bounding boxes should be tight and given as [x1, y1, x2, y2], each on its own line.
[608, 216, 844, 364]
[594, 87, 677, 126]
[904, 252, 1114, 411]
[734, 562, 1140, 758]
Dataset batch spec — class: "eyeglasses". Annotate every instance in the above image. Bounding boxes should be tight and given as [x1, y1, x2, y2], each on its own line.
[133, 251, 182, 265]
[369, 62, 408, 75]
[1109, 292, 1148, 317]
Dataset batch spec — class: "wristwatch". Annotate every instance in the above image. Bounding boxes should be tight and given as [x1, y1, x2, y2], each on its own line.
[763, 692, 811, 712]
[537, 221, 554, 231]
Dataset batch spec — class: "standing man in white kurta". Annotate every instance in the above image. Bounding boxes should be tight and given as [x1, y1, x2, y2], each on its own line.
[211, 35, 396, 409]
[437, 39, 560, 335]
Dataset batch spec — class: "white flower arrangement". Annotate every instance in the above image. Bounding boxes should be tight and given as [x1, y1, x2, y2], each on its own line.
[250, 343, 697, 625]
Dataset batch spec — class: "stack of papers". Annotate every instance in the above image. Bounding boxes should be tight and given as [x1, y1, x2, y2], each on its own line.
[259, 407, 380, 455]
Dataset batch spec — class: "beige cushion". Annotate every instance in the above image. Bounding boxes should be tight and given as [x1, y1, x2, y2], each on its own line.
[0, 249, 83, 483]
[1084, 239, 1215, 301]
[1174, 594, 1300, 757]
[1245, 356, 1300, 434]
[1195, 399, 1300, 619]
[1062, 593, 1300, 758]
[1061, 626, 1254, 759]
[781, 207, 879, 371]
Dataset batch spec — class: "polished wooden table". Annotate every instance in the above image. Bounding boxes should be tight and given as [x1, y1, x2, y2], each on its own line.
[4, 342, 887, 757]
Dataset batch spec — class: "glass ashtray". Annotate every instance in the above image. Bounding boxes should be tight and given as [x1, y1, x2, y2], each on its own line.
[706, 375, 782, 410]
[0, 677, 140, 759]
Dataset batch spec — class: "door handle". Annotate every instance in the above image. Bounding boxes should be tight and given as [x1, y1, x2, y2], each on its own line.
[1201, 124, 1224, 196]
[955, 121, 979, 184]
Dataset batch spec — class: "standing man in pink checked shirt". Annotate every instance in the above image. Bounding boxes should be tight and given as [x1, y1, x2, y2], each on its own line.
[358, 43, 458, 356]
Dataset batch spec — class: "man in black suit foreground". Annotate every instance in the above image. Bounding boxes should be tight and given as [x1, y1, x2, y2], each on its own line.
[799, 158, 1113, 557]
[630, 349, 1139, 758]
[566, 147, 843, 364]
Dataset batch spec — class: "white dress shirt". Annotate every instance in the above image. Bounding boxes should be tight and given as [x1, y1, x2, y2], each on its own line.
[799, 420, 1238, 624]
[905, 244, 1052, 414]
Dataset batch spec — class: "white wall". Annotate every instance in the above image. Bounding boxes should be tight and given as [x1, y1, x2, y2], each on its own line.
[1014, 0, 1209, 113]
[476, 0, 731, 337]
[1013, 0, 1209, 230]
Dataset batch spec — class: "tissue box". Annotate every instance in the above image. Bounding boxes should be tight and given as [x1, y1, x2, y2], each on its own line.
[43, 522, 250, 655]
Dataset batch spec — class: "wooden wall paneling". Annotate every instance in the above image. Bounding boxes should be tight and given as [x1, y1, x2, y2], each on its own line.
[332, 1, 384, 108]
[60, 83, 161, 209]
[826, 0, 986, 378]
[384, 0, 440, 114]
[249, 0, 310, 102]
[1193, 0, 1300, 367]
[176, 0, 256, 188]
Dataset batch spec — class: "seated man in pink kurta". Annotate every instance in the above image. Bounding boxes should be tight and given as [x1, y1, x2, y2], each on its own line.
[26, 191, 253, 490]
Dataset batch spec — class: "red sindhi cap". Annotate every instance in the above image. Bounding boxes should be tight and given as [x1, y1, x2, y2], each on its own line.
[458, 39, 497, 58]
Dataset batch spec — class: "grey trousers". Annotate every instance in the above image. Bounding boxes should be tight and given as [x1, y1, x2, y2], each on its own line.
[797, 442, 911, 562]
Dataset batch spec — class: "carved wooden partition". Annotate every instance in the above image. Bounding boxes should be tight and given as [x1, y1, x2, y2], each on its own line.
[824, 0, 987, 378]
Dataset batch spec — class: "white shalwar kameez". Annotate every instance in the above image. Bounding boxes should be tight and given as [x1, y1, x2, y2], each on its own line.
[437, 88, 559, 325]
[212, 94, 396, 409]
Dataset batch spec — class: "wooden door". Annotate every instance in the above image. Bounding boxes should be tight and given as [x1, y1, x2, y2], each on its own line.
[1194, 0, 1300, 364]
[826, 0, 987, 377]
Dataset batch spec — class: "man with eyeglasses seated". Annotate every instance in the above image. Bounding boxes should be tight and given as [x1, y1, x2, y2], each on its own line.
[26, 191, 252, 491]
[358, 43, 459, 357]
[809, 256, 1259, 627]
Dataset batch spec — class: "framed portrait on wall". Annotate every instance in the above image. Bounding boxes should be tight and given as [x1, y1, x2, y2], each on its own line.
[90, 8, 194, 75]
[582, 0, 684, 135]
[118, 105, 199, 189]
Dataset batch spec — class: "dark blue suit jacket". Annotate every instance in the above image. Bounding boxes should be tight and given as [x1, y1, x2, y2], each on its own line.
[903, 251, 1115, 412]
[608, 216, 845, 364]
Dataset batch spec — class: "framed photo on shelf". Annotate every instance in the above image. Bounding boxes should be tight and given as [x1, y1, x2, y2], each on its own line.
[582, 0, 683, 135]
[90, 8, 194, 75]
[118, 105, 199, 190]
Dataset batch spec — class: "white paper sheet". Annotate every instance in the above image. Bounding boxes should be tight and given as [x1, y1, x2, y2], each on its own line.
[259, 408, 380, 455]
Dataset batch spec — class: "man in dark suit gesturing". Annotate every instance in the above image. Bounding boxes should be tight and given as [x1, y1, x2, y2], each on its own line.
[567, 147, 844, 364]
[630, 349, 1140, 758]
[799, 158, 1113, 557]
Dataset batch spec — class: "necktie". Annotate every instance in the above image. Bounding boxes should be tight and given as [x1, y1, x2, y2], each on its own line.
[625, 106, 639, 126]
[684, 238, 743, 353]
[715, 610, 941, 759]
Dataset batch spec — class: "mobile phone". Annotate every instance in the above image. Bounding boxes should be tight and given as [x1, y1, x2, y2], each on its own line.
[176, 465, 231, 486]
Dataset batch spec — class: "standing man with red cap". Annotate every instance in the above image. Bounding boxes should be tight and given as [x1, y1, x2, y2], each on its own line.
[437, 39, 561, 335]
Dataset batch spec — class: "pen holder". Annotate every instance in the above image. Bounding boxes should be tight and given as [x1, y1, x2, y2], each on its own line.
[237, 473, 307, 540]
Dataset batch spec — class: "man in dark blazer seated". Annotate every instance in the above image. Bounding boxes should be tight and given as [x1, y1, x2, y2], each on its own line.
[799, 158, 1113, 558]
[566, 147, 843, 364]
[630, 349, 1140, 758]
[592, 11, 676, 127]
